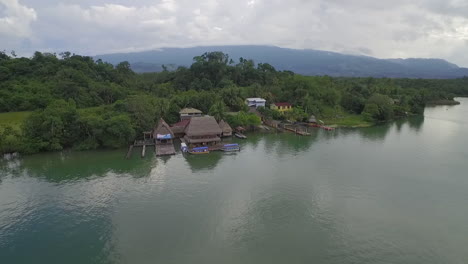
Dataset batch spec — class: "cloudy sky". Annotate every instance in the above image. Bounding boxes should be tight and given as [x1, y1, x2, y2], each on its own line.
[1, 0, 468, 66]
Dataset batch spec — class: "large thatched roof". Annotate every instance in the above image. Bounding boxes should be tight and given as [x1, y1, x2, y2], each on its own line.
[184, 116, 222, 136]
[153, 118, 174, 138]
[218, 120, 232, 133]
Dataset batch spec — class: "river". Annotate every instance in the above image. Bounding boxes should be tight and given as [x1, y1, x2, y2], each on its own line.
[1, 98, 468, 264]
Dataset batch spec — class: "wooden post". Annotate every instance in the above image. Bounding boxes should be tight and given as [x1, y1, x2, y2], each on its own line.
[126, 145, 134, 159]
[142, 144, 146, 158]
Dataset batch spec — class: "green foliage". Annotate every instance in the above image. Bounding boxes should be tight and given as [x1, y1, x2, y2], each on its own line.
[284, 107, 308, 122]
[76, 106, 135, 150]
[257, 107, 283, 120]
[2, 50, 467, 154]
[0, 125, 23, 154]
[226, 112, 261, 128]
[22, 99, 80, 152]
[0, 111, 31, 130]
[362, 94, 394, 121]
[209, 101, 227, 122]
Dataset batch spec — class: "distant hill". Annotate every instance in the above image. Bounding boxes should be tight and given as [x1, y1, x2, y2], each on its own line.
[95, 45, 468, 78]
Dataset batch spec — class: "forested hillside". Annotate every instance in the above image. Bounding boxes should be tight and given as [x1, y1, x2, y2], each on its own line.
[96, 46, 468, 78]
[1, 51, 468, 154]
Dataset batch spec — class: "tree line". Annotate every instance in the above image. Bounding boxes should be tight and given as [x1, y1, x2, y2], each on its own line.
[1, 50, 467, 154]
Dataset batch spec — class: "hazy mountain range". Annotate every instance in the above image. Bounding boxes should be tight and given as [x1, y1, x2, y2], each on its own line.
[95, 45, 468, 78]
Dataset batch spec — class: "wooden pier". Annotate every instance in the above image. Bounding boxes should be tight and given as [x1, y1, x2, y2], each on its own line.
[126, 139, 155, 159]
[283, 124, 311, 136]
[309, 124, 335, 131]
[156, 144, 176, 156]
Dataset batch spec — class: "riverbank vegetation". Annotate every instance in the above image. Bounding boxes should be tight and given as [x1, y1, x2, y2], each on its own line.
[1, 51, 467, 154]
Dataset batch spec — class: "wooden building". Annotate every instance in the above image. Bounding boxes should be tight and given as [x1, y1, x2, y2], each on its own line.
[153, 118, 176, 156]
[179, 108, 203, 120]
[170, 119, 190, 138]
[183, 116, 222, 148]
[245, 98, 266, 108]
[218, 119, 232, 137]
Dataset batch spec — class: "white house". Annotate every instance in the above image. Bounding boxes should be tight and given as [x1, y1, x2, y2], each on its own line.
[245, 98, 266, 108]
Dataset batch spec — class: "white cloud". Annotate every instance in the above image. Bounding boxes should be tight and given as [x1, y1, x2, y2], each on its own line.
[2, 0, 468, 66]
[0, 0, 36, 38]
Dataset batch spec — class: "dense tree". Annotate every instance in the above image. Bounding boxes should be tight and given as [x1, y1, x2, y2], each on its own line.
[209, 101, 227, 122]
[1, 51, 467, 154]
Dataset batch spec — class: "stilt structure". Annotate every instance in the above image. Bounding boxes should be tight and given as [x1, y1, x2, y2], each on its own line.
[154, 118, 176, 156]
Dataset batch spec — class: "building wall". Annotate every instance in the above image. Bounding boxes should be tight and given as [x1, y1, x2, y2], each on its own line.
[180, 113, 202, 120]
[245, 99, 266, 108]
[270, 105, 293, 112]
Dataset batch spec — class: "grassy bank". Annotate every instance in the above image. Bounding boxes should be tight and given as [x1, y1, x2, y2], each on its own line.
[0, 111, 31, 131]
[321, 113, 373, 128]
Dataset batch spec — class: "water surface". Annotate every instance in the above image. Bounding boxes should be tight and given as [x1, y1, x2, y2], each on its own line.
[1, 98, 468, 264]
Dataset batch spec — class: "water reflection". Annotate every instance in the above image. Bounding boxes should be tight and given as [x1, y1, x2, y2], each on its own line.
[225, 175, 339, 263]
[406, 116, 424, 132]
[0, 150, 154, 183]
[331, 116, 425, 143]
[183, 152, 224, 172]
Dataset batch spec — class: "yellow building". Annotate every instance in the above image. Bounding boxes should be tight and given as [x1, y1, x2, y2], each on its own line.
[270, 102, 293, 112]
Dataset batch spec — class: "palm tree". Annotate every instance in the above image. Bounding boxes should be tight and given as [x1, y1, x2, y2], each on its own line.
[209, 101, 227, 122]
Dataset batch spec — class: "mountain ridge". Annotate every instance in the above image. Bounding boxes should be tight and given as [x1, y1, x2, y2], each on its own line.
[95, 45, 468, 78]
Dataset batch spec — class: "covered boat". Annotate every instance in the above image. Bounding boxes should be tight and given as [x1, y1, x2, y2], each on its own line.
[189, 146, 210, 154]
[222, 143, 240, 152]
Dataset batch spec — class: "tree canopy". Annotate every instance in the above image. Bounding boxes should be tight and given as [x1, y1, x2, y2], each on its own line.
[1, 51, 467, 154]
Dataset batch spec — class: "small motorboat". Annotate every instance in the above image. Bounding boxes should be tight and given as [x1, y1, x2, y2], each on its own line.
[180, 142, 188, 153]
[221, 143, 240, 152]
[189, 146, 210, 154]
[234, 132, 247, 139]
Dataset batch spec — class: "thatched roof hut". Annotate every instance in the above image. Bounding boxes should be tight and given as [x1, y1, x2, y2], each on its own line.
[153, 118, 174, 139]
[184, 116, 222, 137]
[179, 108, 203, 120]
[218, 119, 232, 137]
[309, 115, 317, 123]
[184, 116, 222, 145]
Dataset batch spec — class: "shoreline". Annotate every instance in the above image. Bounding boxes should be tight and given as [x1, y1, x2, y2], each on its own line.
[426, 100, 461, 106]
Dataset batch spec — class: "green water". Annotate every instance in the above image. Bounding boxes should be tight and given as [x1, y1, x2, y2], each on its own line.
[1, 98, 468, 264]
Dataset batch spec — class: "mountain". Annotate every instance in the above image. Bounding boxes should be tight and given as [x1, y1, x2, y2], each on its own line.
[95, 45, 468, 78]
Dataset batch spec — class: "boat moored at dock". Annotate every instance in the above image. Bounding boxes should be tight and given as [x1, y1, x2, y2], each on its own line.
[222, 143, 240, 152]
[234, 132, 247, 139]
[181, 142, 188, 153]
[189, 146, 210, 154]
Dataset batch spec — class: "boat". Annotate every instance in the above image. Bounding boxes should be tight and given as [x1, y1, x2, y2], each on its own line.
[234, 132, 247, 139]
[180, 142, 188, 153]
[188, 146, 210, 154]
[221, 143, 240, 152]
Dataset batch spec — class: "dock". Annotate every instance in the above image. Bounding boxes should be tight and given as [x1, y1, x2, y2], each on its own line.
[156, 144, 176, 156]
[126, 139, 155, 159]
[309, 124, 335, 131]
[283, 124, 311, 136]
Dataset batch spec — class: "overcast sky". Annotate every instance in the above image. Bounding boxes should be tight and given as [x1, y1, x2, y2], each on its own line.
[1, 0, 468, 66]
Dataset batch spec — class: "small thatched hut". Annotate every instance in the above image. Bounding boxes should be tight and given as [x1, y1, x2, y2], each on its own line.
[309, 115, 317, 124]
[153, 119, 176, 156]
[218, 120, 232, 137]
[184, 116, 222, 147]
[153, 119, 174, 145]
